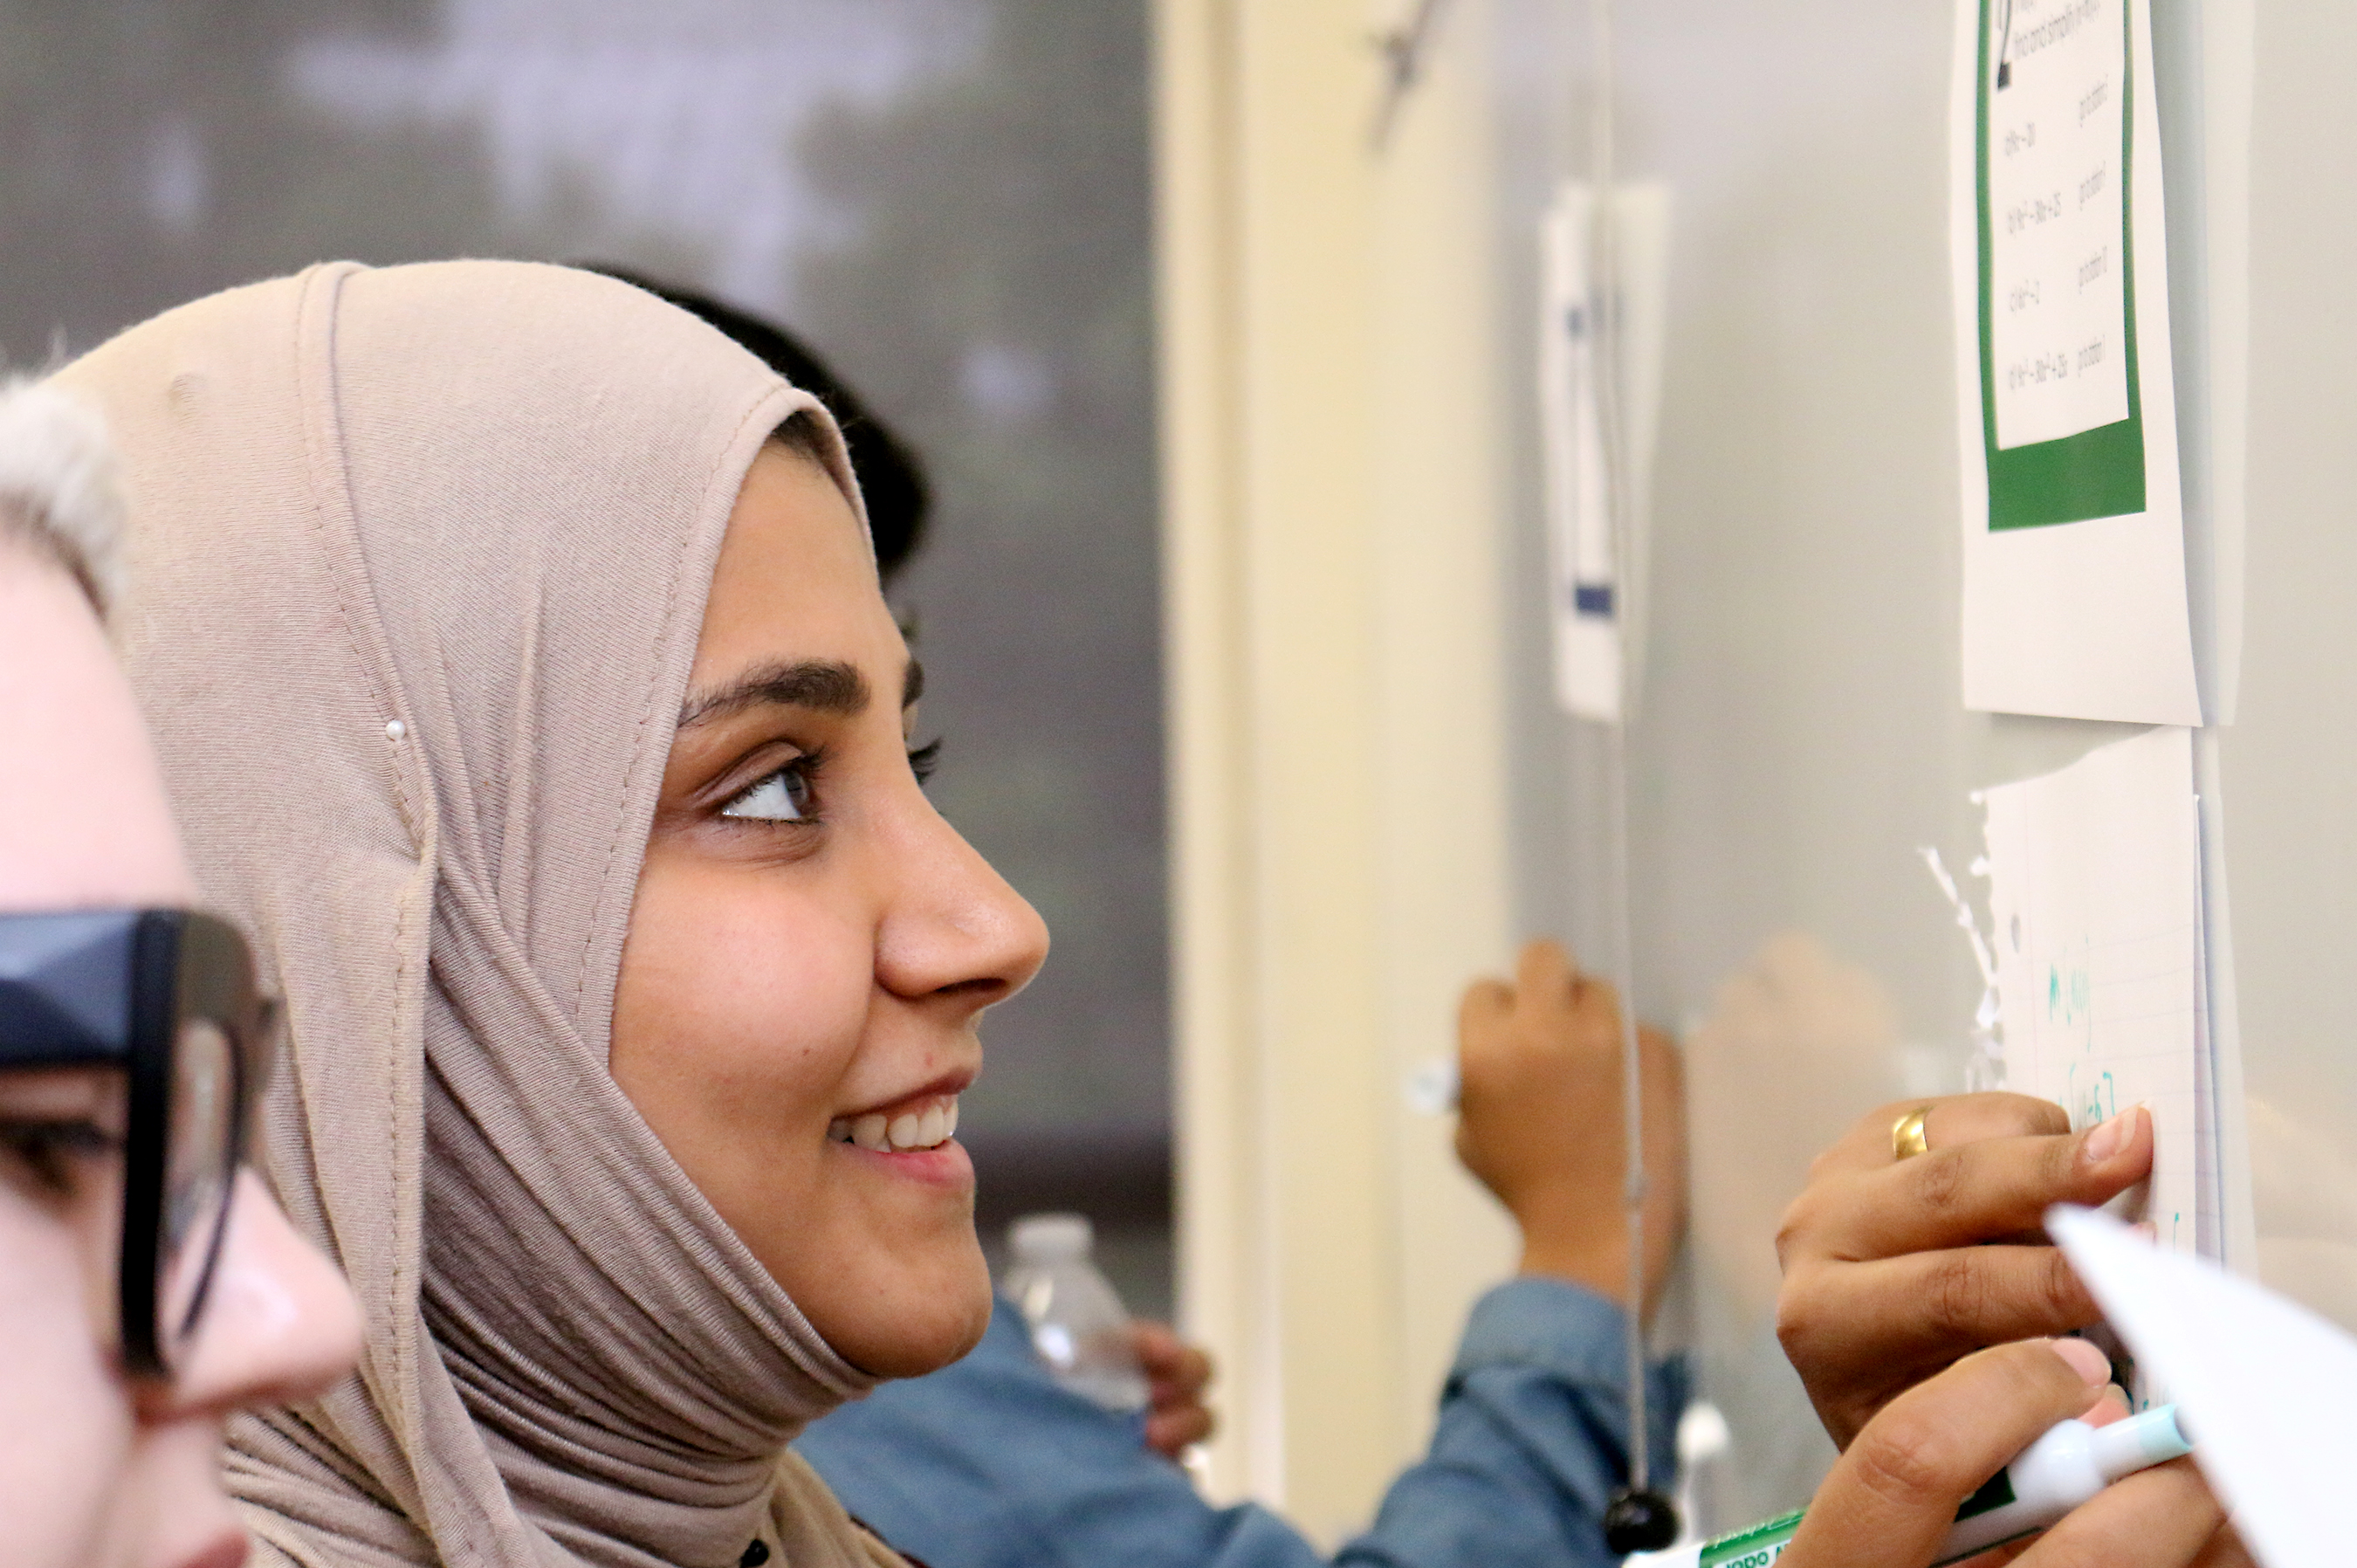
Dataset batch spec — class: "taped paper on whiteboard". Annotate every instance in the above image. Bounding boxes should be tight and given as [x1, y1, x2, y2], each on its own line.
[1538, 181, 1668, 724]
[1948, 0, 2202, 724]
[1982, 726, 2216, 1260]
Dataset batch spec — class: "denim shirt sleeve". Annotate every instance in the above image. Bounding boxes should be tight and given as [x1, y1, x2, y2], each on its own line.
[1337, 1276, 1688, 1567]
[792, 1283, 1685, 1568]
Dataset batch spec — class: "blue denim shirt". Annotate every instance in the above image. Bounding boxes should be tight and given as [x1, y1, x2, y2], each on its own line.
[794, 1277, 1687, 1568]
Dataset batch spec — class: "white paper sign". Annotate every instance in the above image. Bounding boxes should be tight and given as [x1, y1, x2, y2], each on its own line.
[1537, 182, 1669, 725]
[1950, 0, 2202, 725]
[1538, 184, 1618, 722]
[1982, 726, 2211, 1258]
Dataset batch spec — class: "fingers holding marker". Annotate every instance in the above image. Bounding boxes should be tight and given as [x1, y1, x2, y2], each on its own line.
[1782, 1339, 2112, 1568]
[1460, 939, 1618, 1078]
[1515, 936, 1579, 1003]
[1458, 975, 1512, 1032]
[2012, 1457, 2228, 1568]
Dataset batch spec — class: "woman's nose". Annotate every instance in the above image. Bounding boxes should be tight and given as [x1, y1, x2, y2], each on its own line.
[146, 1169, 361, 1418]
[877, 803, 1050, 1008]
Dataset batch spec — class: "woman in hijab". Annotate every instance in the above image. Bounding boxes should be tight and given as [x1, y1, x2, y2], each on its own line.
[61, 258, 1048, 1568]
[56, 259, 2231, 1568]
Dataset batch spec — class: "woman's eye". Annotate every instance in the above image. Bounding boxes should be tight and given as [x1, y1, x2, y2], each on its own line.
[0, 1119, 120, 1197]
[909, 738, 942, 786]
[720, 759, 816, 822]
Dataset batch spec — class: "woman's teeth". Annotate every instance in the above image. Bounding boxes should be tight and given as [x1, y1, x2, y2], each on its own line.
[828, 1098, 959, 1152]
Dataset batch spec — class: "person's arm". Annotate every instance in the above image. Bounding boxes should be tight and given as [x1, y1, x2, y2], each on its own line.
[795, 1297, 1336, 1568]
[1454, 939, 1685, 1315]
[1337, 939, 1688, 1567]
[1335, 1274, 1684, 1567]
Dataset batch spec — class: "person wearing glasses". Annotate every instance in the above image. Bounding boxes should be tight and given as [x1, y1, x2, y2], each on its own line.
[0, 380, 361, 1568]
[58, 258, 1687, 1568]
[58, 260, 2240, 1568]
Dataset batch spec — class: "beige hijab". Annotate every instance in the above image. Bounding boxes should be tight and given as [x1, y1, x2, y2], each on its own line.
[58, 261, 908, 1568]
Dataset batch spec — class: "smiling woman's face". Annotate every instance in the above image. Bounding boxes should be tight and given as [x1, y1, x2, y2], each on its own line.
[610, 439, 1048, 1378]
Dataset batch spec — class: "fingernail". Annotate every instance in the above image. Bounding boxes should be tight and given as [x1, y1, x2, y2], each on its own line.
[2046, 1337, 2112, 1386]
[2080, 1106, 2137, 1164]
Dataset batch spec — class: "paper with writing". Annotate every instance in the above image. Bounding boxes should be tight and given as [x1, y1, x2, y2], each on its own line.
[1982, 726, 2208, 1263]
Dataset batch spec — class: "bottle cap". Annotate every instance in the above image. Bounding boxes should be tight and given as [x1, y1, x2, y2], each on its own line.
[1010, 1212, 1093, 1262]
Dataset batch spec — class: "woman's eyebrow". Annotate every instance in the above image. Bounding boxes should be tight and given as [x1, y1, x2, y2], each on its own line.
[902, 657, 924, 710]
[677, 659, 869, 728]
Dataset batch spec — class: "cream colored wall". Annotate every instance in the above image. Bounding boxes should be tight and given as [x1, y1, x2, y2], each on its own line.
[1155, 0, 1522, 1540]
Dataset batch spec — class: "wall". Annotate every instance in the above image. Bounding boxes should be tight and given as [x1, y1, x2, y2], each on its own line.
[1157, 0, 1522, 1537]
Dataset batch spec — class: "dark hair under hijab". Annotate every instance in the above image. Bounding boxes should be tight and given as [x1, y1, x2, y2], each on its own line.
[583, 265, 931, 584]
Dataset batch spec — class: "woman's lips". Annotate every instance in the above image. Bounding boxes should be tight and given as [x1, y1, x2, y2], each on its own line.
[827, 1093, 959, 1153]
[829, 1130, 972, 1191]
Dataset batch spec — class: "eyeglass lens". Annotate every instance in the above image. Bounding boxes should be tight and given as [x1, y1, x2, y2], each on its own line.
[157, 1014, 238, 1352]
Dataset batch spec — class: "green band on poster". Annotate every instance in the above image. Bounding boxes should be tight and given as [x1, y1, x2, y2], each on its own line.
[1975, 0, 2146, 532]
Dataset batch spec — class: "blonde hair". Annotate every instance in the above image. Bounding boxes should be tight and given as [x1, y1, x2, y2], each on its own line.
[0, 378, 125, 614]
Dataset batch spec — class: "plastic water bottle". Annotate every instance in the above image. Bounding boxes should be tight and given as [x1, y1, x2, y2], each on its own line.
[1004, 1213, 1150, 1412]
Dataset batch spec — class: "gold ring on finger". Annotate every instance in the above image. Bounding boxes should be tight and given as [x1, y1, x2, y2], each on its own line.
[1891, 1106, 1933, 1161]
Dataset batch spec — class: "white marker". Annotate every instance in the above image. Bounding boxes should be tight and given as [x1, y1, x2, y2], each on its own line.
[1629, 1405, 2190, 1568]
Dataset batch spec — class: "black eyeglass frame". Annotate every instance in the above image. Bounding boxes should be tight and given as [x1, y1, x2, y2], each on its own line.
[0, 909, 271, 1377]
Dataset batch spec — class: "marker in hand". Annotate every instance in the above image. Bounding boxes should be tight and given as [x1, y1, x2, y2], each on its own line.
[1631, 1404, 2190, 1568]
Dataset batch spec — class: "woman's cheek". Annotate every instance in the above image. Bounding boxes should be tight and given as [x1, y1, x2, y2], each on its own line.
[0, 1193, 134, 1568]
[629, 856, 874, 1107]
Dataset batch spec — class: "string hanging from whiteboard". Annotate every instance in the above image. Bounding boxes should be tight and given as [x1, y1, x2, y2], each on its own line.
[1578, 0, 1677, 1547]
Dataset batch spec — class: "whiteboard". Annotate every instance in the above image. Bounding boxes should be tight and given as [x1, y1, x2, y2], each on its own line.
[1487, 0, 2347, 1533]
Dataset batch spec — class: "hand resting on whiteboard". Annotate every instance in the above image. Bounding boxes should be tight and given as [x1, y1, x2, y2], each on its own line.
[1776, 1093, 2153, 1448]
[1780, 1338, 2244, 1568]
[1456, 939, 1687, 1320]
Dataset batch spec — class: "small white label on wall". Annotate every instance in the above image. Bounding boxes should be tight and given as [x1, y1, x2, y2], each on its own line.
[1538, 181, 1670, 725]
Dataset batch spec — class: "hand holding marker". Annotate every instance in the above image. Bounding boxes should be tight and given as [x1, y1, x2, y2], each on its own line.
[1632, 1399, 2189, 1567]
[1441, 942, 1688, 1547]
[1640, 1406, 2190, 1567]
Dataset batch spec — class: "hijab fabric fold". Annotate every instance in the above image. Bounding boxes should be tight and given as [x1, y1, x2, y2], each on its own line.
[58, 260, 903, 1568]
